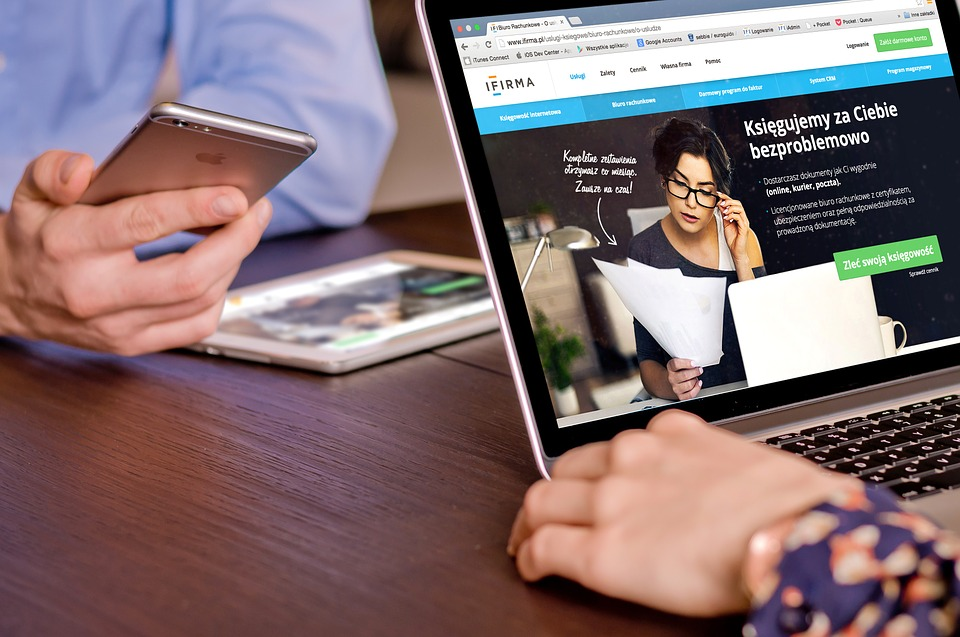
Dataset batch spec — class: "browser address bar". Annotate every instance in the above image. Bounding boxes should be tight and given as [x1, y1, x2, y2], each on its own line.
[497, 25, 659, 50]
[495, 0, 919, 50]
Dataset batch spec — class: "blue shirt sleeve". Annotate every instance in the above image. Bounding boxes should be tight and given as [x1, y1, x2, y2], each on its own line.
[0, 0, 396, 255]
[745, 486, 960, 636]
[171, 1, 396, 235]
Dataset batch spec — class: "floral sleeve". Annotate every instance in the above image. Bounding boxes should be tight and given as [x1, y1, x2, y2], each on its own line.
[744, 486, 960, 637]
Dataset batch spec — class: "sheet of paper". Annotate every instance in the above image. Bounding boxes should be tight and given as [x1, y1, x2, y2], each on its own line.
[593, 258, 727, 366]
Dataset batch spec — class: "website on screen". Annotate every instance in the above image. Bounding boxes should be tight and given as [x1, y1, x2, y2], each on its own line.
[454, 0, 959, 425]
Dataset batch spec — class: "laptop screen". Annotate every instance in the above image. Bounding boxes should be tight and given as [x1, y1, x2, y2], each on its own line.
[422, 0, 960, 460]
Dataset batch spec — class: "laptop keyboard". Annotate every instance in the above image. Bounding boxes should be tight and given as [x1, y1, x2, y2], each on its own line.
[762, 394, 960, 500]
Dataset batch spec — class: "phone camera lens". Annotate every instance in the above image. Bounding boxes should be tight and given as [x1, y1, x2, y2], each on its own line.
[173, 119, 189, 128]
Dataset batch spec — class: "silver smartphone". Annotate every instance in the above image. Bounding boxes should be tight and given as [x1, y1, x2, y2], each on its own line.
[79, 102, 317, 205]
[190, 250, 499, 373]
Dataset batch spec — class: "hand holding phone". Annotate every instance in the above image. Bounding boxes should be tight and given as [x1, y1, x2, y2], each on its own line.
[0, 103, 315, 354]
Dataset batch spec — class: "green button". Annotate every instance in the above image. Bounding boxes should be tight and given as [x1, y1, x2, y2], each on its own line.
[834, 235, 942, 280]
[332, 331, 380, 348]
[874, 29, 933, 52]
[422, 275, 485, 296]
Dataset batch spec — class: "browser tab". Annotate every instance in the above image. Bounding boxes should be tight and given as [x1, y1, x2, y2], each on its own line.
[488, 16, 572, 36]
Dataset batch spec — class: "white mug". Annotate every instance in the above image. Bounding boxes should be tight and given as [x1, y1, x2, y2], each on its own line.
[878, 316, 907, 357]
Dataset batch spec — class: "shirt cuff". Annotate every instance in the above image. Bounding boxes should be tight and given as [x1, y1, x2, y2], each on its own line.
[744, 485, 959, 636]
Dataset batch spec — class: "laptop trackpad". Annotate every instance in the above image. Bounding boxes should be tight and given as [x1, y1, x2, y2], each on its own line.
[904, 489, 960, 533]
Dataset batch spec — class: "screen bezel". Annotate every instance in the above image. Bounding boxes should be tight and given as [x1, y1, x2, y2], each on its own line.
[420, 0, 960, 459]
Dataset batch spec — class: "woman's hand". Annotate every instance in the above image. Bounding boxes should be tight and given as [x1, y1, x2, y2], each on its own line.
[718, 193, 750, 263]
[666, 358, 702, 400]
[718, 193, 763, 282]
[507, 410, 857, 617]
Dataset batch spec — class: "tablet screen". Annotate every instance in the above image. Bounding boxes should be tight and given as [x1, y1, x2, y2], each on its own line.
[218, 260, 493, 353]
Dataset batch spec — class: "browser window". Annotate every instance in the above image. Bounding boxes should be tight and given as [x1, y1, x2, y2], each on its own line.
[450, 0, 959, 423]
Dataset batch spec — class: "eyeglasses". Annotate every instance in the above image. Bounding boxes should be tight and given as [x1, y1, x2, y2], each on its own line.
[665, 178, 719, 209]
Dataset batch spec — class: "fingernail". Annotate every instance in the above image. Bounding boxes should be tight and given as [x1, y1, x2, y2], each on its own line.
[212, 195, 243, 218]
[507, 535, 523, 559]
[698, 367, 704, 375]
[59, 154, 82, 184]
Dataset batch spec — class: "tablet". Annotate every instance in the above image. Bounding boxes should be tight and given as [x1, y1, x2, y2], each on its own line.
[192, 251, 498, 373]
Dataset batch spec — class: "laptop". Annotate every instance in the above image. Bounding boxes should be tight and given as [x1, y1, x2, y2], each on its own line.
[417, 0, 960, 528]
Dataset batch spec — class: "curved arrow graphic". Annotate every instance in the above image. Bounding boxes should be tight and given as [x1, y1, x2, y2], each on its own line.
[597, 197, 617, 246]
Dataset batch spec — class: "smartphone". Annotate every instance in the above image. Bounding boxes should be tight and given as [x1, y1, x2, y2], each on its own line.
[190, 251, 498, 373]
[79, 102, 318, 205]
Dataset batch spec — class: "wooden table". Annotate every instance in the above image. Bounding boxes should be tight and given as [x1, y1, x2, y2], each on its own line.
[0, 203, 743, 636]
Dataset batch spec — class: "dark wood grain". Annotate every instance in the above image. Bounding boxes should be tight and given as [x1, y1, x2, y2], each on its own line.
[434, 331, 513, 376]
[0, 204, 743, 636]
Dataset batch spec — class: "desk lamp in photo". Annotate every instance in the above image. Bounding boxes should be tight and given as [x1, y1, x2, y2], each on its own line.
[519, 226, 600, 291]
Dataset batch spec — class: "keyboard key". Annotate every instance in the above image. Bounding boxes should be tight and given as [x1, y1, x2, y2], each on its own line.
[835, 416, 871, 429]
[911, 409, 953, 424]
[764, 432, 803, 446]
[933, 436, 960, 454]
[806, 447, 852, 465]
[836, 440, 883, 457]
[867, 434, 907, 449]
[931, 394, 960, 406]
[890, 429, 940, 445]
[833, 456, 887, 476]
[862, 472, 895, 485]
[813, 431, 857, 446]
[937, 403, 960, 417]
[882, 463, 930, 481]
[869, 449, 916, 466]
[886, 416, 923, 430]
[847, 422, 899, 438]
[901, 402, 935, 413]
[898, 441, 949, 457]
[890, 481, 939, 500]
[780, 439, 831, 455]
[867, 409, 902, 421]
[917, 455, 960, 472]
[919, 467, 960, 491]
[930, 421, 960, 435]
[800, 424, 836, 437]
[862, 463, 929, 485]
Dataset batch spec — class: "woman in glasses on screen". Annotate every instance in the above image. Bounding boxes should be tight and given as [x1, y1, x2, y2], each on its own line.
[630, 117, 765, 401]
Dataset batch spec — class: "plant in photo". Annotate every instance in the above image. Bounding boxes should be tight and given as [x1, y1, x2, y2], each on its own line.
[532, 307, 585, 390]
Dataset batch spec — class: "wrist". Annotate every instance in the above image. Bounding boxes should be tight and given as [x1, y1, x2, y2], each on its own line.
[741, 512, 801, 604]
[735, 264, 756, 283]
[733, 252, 753, 271]
[740, 475, 861, 605]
